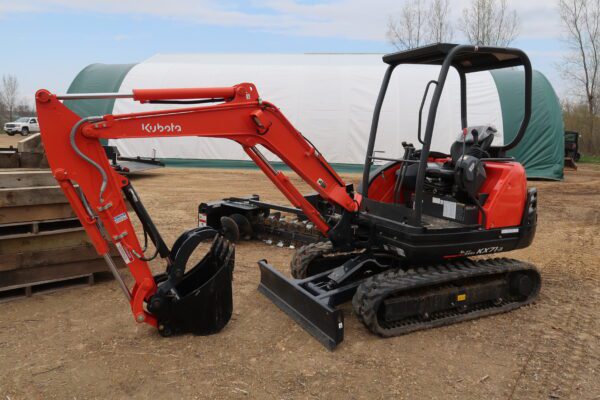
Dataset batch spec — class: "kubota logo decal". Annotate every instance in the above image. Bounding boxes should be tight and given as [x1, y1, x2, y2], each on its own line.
[141, 123, 182, 134]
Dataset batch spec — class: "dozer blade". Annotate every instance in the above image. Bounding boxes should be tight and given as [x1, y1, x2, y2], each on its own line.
[257, 260, 344, 350]
[149, 228, 235, 337]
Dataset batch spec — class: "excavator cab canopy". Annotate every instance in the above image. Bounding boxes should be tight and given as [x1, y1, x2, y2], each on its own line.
[361, 43, 533, 226]
[382, 43, 528, 73]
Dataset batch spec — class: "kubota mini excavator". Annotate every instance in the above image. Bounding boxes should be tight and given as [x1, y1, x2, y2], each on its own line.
[36, 44, 541, 349]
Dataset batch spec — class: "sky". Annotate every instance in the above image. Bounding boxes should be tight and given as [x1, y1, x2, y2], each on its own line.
[0, 0, 569, 105]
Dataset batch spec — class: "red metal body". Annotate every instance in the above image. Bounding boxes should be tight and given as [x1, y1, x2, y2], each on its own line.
[366, 159, 527, 229]
[479, 162, 527, 228]
[35, 83, 357, 328]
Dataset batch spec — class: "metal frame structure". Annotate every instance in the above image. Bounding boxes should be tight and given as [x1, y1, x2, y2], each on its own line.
[361, 44, 532, 225]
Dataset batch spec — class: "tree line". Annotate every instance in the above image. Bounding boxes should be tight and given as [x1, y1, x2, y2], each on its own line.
[387, 0, 600, 156]
[0, 74, 35, 128]
[387, 0, 519, 50]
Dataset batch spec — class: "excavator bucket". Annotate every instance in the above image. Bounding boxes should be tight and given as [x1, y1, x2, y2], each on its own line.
[148, 228, 235, 337]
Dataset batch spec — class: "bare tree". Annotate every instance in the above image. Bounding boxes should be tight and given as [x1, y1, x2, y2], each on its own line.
[387, 0, 453, 50]
[0, 74, 19, 122]
[387, 0, 427, 50]
[460, 0, 519, 46]
[428, 0, 453, 43]
[558, 0, 600, 153]
[16, 100, 34, 117]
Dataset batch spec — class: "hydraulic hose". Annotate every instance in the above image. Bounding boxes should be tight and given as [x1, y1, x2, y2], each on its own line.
[69, 116, 107, 203]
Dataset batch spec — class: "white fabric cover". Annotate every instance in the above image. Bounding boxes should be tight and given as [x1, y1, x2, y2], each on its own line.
[111, 54, 504, 164]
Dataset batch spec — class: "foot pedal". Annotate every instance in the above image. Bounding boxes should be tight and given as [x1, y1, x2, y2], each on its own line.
[257, 260, 344, 350]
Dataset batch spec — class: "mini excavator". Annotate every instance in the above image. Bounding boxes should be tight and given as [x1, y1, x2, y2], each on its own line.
[36, 44, 541, 349]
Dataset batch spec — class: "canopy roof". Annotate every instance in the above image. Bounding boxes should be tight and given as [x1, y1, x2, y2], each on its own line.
[383, 43, 527, 73]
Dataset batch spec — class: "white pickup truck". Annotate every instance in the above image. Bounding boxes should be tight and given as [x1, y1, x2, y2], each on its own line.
[3, 117, 40, 136]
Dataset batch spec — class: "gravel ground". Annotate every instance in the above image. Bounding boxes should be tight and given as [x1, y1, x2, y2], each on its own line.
[0, 162, 598, 399]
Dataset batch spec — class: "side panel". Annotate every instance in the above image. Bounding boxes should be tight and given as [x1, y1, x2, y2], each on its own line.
[366, 162, 402, 203]
[480, 162, 527, 229]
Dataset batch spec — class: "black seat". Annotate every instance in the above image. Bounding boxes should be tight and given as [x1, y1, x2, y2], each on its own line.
[450, 125, 497, 164]
[394, 126, 496, 192]
[425, 162, 454, 179]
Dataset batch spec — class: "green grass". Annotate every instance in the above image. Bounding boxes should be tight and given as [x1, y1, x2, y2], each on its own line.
[579, 154, 600, 164]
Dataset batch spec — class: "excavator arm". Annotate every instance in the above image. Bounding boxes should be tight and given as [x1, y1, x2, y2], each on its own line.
[35, 83, 357, 334]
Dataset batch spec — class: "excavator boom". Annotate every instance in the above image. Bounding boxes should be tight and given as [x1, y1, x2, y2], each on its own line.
[35, 83, 357, 333]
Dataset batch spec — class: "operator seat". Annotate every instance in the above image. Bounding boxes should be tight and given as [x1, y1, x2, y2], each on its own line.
[397, 125, 497, 191]
[449, 125, 497, 165]
[426, 125, 497, 177]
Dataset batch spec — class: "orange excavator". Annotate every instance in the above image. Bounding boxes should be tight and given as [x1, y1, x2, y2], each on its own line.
[36, 44, 541, 349]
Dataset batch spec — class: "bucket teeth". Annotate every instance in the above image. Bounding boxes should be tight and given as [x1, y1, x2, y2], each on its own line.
[211, 234, 224, 256]
[210, 233, 221, 252]
[218, 238, 230, 260]
[223, 245, 235, 271]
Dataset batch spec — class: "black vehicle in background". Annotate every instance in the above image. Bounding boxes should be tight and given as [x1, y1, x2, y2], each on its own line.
[564, 130, 581, 169]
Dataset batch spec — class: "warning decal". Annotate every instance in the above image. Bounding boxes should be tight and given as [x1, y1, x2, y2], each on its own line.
[115, 242, 134, 264]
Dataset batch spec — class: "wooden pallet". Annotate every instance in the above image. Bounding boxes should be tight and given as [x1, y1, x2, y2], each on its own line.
[0, 227, 89, 254]
[0, 169, 126, 296]
[0, 244, 118, 272]
[0, 185, 67, 208]
[0, 217, 81, 237]
[0, 272, 119, 303]
[0, 169, 57, 188]
[0, 203, 76, 225]
[0, 170, 75, 225]
[0, 257, 123, 300]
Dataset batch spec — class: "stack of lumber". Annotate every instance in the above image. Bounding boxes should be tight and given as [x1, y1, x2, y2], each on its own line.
[0, 133, 49, 169]
[0, 169, 124, 299]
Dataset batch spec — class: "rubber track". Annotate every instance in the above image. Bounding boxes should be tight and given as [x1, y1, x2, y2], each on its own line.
[290, 241, 334, 279]
[352, 257, 541, 337]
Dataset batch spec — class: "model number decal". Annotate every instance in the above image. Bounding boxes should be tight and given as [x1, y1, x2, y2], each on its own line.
[459, 246, 504, 256]
[141, 123, 182, 134]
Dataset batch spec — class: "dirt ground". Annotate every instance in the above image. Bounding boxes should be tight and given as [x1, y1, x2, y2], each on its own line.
[0, 134, 24, 148]
[1, 155, 599, 399]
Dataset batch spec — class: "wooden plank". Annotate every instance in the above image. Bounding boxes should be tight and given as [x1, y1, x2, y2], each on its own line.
[0, 203, 76, 225]
[0, 217, 81, 238]
[0, 274, 93, 303]
[0, 228, 89, 255]
[0, 244, 121, 272]
[0, 153, 19, 169]
[16, 133, 44, 154]
[19, 153, 48, 169]
[0, 256, 125, 291]
[0, 170, 55, 189]
[0, 186, 67, 207]
[1, 274, 92, 295]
